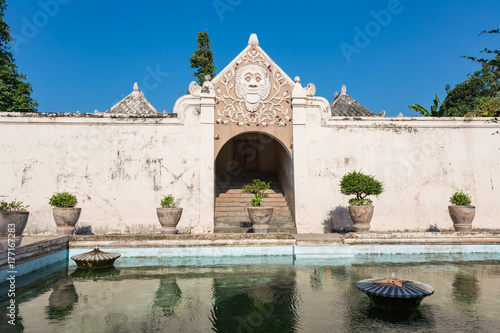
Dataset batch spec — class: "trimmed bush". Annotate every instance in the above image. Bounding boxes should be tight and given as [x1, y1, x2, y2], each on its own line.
[340, 170, 384, 206]
[449, 190, 472, 206]
[160, 194, 176, 208]
[0, 200, 29, 212]
[242, 179, 271, 207]
[49, 192, 78, 208]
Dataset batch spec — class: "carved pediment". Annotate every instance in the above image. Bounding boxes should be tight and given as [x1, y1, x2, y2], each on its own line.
[213, 35, 293, 128]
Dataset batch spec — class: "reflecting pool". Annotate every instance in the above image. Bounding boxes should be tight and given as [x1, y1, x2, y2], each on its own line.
[1, 255, 500, 332]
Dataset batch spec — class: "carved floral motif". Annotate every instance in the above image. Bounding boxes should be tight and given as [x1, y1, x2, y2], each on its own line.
[215, 48, 292, 127]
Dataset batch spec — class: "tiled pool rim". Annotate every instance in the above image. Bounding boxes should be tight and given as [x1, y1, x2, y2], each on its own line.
[2, 232, 500, 283]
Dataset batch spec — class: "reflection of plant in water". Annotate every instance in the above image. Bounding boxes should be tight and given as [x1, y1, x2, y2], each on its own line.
[45, 282, 79, 321]
[153, 278, 182, 316]
[310, 268, 326, 291]
[452, 271, 480, 306]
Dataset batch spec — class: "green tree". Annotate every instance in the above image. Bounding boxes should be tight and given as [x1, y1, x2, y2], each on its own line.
[189, 30, 216, 86]
[441, 29, 500, 117]
[408, 94, 444, 117]
[0, 0, 37, 112]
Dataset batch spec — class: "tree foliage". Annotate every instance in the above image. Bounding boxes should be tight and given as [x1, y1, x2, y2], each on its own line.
[48, 192, 78, 208]
[0, 0, 37, 112]
[408, 94, 444, 117]
[449, 190, 472, 206]
[339, 171, 383, 206]
[242, 179, 270, 207]
[440, 29, 500, 117]
[160, 194, 176, 208]
[409, 29, 500, 117]
[189, 30, 216, 86]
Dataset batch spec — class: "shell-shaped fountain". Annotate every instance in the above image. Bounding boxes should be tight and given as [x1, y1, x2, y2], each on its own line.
[71, 247, 121, 270]
[356, 275, 434, 311]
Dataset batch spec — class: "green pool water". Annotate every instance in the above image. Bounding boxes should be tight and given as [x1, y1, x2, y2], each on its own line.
[1, 255, 500, 332]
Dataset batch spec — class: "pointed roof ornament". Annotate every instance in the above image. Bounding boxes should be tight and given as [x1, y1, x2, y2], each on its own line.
[341, 84, 347, 94]
[105, 82, 158, 115]
[248, 33, 259, 46]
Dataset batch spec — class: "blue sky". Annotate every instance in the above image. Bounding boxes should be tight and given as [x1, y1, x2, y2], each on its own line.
[5, 0, 500, 116]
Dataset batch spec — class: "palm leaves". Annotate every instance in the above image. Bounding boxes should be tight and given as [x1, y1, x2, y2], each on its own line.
[408, 94, 444, 117]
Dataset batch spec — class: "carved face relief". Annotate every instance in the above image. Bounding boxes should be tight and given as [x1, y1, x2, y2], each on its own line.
[235, 64, 271, 112]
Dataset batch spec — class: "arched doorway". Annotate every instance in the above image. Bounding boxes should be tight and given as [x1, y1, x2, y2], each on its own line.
[214, 133, 295, 233]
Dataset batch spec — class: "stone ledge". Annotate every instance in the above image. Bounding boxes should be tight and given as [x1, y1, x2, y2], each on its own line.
[0, 236, 69, 269]
[341, 231, 500, 245]
[69, 234, 296, 248]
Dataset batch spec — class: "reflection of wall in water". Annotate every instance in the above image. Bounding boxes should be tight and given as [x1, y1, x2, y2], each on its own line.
[210, 266, 298, 332]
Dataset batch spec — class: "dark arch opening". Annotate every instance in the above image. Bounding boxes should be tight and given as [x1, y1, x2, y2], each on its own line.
[214, 132, 295, 232]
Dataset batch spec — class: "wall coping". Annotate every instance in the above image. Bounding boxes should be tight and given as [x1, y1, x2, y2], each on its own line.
[324, 116, 500, 129]
[0, 111, 182, 125]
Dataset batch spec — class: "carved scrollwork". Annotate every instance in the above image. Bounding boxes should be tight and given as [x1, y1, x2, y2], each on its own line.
[214, 48, 292, 127]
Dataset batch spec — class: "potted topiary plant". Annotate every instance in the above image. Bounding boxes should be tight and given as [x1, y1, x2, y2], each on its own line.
[242, 179, 273, 233]
[0, 200, 30, 250]
[448, 190, 475, 231]
[340, 170, 384, 232]
[49, 192, 81, 235]
[157, 194, 183, 234]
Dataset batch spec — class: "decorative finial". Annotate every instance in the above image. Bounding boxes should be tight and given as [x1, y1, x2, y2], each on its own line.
[341, 84, 346, 94]
[294, 76, 300, 83]
[133, 82, 139, 92]
[205, 75, 211, 82]
[334, 91, 338, 98]
[248, 33, 259, 46]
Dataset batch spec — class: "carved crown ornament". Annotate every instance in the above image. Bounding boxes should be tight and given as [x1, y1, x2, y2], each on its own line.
[214, 45, 292, 128]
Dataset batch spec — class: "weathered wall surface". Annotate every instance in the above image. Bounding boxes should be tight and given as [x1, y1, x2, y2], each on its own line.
[1, 107, 499, 235]
[293, 112, 500, 233]
[0, 106, 203, 235]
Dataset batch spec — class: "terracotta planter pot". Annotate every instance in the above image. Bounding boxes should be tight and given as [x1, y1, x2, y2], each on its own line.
[156, 207, 183, 234]
[52, 207, 81, 235]
[247, 207, 273, 234]
[348, 205, 374, 232]
[448, 205, 475, 231]
[0, 211, 29, 250]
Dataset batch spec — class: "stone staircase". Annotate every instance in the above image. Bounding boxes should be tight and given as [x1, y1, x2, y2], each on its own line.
[214, 172, 296, 233]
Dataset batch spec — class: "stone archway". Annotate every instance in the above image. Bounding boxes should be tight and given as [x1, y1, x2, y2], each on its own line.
[214, 132, 295, 233]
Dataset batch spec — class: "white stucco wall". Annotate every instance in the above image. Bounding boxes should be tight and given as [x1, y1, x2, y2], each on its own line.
[1, 100, 499, 234]
[0, 100, 204, 234]
[293, 110, 500, 233]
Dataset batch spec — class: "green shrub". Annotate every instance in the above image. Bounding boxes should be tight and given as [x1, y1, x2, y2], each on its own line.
[0, 200, 29, 212]
[242, 179, 271, 207]
[450, 190, 472, 206]
[48, 192, 78, 208]
[340, 170, 383, 206]
[160, 194, 176, 208]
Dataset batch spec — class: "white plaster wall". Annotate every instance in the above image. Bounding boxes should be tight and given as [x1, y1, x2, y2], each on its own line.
[1, 106, 499, 235]
[0, 107, 202, 234]
[296, 112, 500, 233]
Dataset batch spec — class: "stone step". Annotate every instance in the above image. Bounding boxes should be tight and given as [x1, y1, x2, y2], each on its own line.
[215, 200, 288, 209]
[215, 206, 291, 212]
[216, 197, 286, 202]
[215, 215, 293, 222]
[214, 221, 296, 228]
[214, 227, 297, 234]
[215, 210, 292, 217]
[217, 192, 283, 197]
[218, 189, 283, 195]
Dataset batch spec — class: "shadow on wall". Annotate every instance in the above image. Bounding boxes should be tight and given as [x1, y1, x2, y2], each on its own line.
[75, 225, 94, 235]
[323, 206, 354, 233]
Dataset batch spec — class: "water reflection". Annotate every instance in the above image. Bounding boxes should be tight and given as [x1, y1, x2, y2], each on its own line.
[45, 280, 79, 321]
[210, 266, 299, 333]
[452, 270, 480, 306]
[1, 259, 500, 332]
[153, 277, 182, 316]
